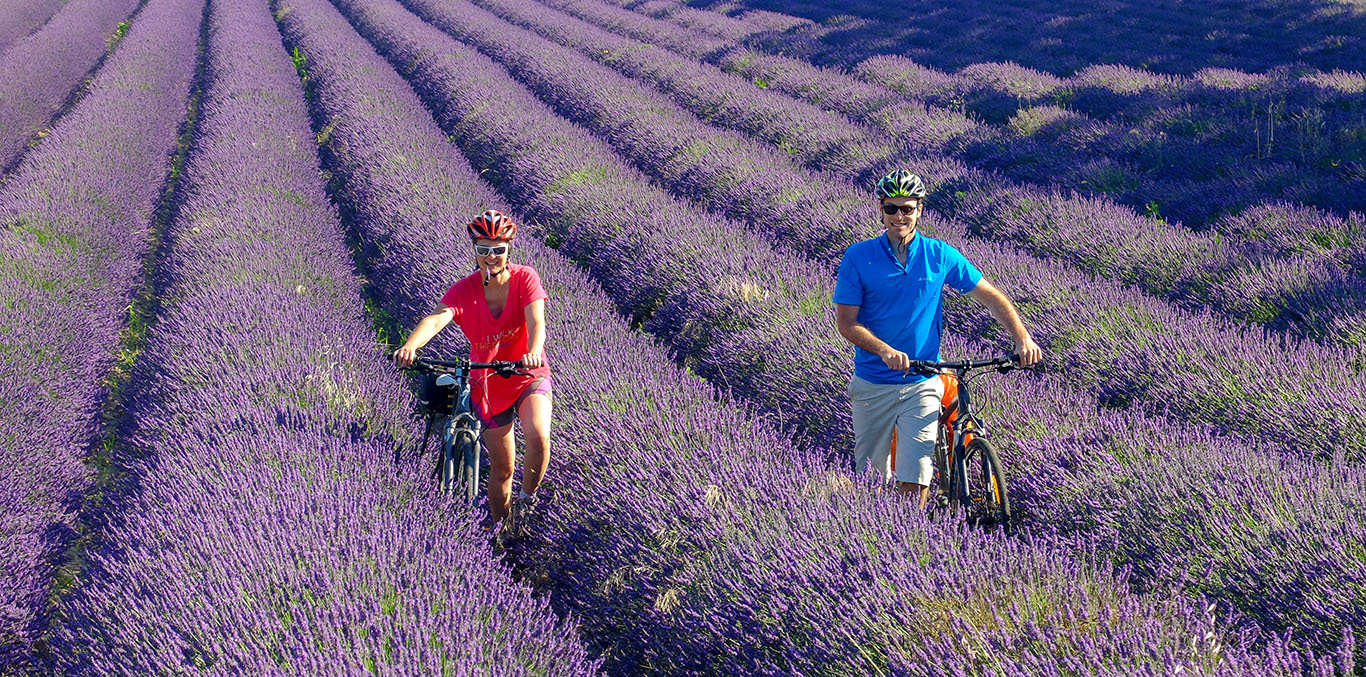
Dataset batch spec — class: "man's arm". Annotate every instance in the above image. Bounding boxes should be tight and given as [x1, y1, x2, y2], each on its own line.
[835, 303, 911, 372]
[965, 279, 1042, 366]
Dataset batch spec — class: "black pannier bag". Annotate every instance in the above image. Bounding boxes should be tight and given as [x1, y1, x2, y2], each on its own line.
[418, 372, 454, 414]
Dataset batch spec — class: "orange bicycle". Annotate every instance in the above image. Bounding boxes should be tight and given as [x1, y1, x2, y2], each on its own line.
[892, 355, 1020, 530]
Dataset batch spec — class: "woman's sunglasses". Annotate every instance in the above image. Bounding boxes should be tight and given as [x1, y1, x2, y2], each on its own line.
[474, 243, 509, 257]
[881, 203, 921, 215]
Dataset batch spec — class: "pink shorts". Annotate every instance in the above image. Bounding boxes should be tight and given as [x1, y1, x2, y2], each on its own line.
[484, 375, 552, 428]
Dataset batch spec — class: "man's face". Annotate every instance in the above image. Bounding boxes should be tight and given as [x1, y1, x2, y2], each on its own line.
[473, 237, 510, 276]
[879, 196, 922, 241]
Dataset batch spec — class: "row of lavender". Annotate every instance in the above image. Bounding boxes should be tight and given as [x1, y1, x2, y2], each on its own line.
[692, 0, 1366, 77]
[0, 0, 143, 174]
[629, 0, 1365, 140]
[0, 0, 203, 666]
[328, 0, 1364, 661]
[527, 0, 1366, 303]
[383, 0, 1366, 466]
[0, 0, 65, 54]
[275, 0, 1351, 672]
[48, 0, 597, 671]
[617, 0, 1366, 228]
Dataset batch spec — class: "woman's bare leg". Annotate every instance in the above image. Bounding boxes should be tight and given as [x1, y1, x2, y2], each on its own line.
[483, 422, 515, 521]
[517, 393, 552, 496]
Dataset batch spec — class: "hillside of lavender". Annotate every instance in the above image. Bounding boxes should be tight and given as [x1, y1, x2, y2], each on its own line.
[0, 0, 1361, 674]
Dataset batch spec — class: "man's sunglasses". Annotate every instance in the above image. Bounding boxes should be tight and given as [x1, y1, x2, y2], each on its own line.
[474, 243, 509, 257]
[881, 203, 921, 215]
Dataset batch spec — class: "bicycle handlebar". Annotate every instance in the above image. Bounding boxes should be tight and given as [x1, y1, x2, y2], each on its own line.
[400, 356, 527, 377]
[906, 354, 1021, 375]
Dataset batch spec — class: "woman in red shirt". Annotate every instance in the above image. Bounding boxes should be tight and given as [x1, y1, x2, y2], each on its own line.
[393, 210, 552, 526]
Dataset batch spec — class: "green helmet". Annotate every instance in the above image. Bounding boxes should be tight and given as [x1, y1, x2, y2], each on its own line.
[875, 169, 927, 200]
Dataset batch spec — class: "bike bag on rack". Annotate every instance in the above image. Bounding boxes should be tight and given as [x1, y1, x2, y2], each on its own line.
[418, 372, 455, 414]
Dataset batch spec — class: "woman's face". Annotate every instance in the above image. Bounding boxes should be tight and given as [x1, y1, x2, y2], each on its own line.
[473, 237, 510, 277]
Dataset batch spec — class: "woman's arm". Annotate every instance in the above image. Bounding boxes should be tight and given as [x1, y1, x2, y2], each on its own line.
[392, 306, 454, 366]
[522, 298, 546, 368]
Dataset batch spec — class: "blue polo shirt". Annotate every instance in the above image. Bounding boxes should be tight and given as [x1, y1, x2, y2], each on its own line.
[832, 232, 982, 384]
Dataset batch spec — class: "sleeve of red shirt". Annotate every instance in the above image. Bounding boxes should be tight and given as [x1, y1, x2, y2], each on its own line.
[438, 282, 463, 321]
[520, 266, 548, 307]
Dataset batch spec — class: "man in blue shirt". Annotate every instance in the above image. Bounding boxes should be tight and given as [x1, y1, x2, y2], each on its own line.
[833, 169, 1042, 509]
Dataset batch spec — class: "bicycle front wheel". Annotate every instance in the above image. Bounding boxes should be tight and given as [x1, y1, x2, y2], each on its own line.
[964, 438, 1011, 530]
[932, 423, 951, 508]
[453, 427, 481, 505]
[437, 431, 458, 496]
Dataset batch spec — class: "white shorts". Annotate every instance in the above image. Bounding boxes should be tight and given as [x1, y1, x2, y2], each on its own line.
[849, 374, 943, 485]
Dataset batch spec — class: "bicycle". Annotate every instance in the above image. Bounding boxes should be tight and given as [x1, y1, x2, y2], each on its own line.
[399, 356, 525, 504]
[891, 354, 1021, 531]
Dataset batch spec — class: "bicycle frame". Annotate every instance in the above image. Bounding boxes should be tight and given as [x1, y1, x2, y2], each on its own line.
[403, 357, 525, 504]
[889, 355, 1017, 529]
[432, 369, 483, 503]
[936, 371, 988, 504]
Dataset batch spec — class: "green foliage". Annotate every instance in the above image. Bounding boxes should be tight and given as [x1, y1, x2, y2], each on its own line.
[107, 20, 131, 51]
[545, 164, 609, 195]
[1143, 200, 1165, 224]
[675, 138, 712, 162]
[291, 46, 309, 84]
[773, 186, 804, 205]
[1084, 163, 1138, 196]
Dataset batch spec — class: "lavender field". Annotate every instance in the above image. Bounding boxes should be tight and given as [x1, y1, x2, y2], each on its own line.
[0, 0, 1362, 673]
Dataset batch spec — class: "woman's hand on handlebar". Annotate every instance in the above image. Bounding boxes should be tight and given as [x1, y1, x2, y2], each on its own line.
[521, 351, 544, 369]
[393, 346, 418, 367]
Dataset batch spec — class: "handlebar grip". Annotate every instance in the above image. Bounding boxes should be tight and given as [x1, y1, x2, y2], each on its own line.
[905, 360, 938, 375]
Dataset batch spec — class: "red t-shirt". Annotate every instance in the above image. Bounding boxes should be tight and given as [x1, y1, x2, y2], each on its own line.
[440, 264, 552, 421]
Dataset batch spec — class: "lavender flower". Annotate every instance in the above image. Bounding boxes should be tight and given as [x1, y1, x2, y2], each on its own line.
[0, 0, 203, 665]
[318, 0, 1363, 663]
[50, 0, 597, 671]
[0, 0, 142, 172]
[275, 0, 1350, 671]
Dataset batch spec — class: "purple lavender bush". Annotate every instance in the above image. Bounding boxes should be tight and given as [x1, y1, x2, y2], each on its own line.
[540, 0, 1366, 226]
[50, 0, 598, 672]
[364, 0, 1366, 465]
[0, 0, 67, 54]
[510, 0, 1366, 334]
[0, 0, 142, 173]
[308, 0, 1366, 662]
[0, 0, 203, 667]
[702, 0, 1366, 76]
[274, 0, 1350, 672]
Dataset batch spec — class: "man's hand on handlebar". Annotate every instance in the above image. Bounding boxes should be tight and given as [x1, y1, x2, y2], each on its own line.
[393, 346, 417, 367]
[1014, 336, 1043, 368]
[880, 347, 911, 374]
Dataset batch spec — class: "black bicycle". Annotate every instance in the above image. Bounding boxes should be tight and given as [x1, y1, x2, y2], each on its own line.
[906, 354, 1021, 531]
[400, 357, 525, 503]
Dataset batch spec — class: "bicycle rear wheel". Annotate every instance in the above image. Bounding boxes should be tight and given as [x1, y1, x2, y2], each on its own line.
[964, 438, 1011, 530]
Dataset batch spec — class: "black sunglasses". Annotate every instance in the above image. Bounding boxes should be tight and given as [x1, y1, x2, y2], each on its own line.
[881, 203, 921, 215]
